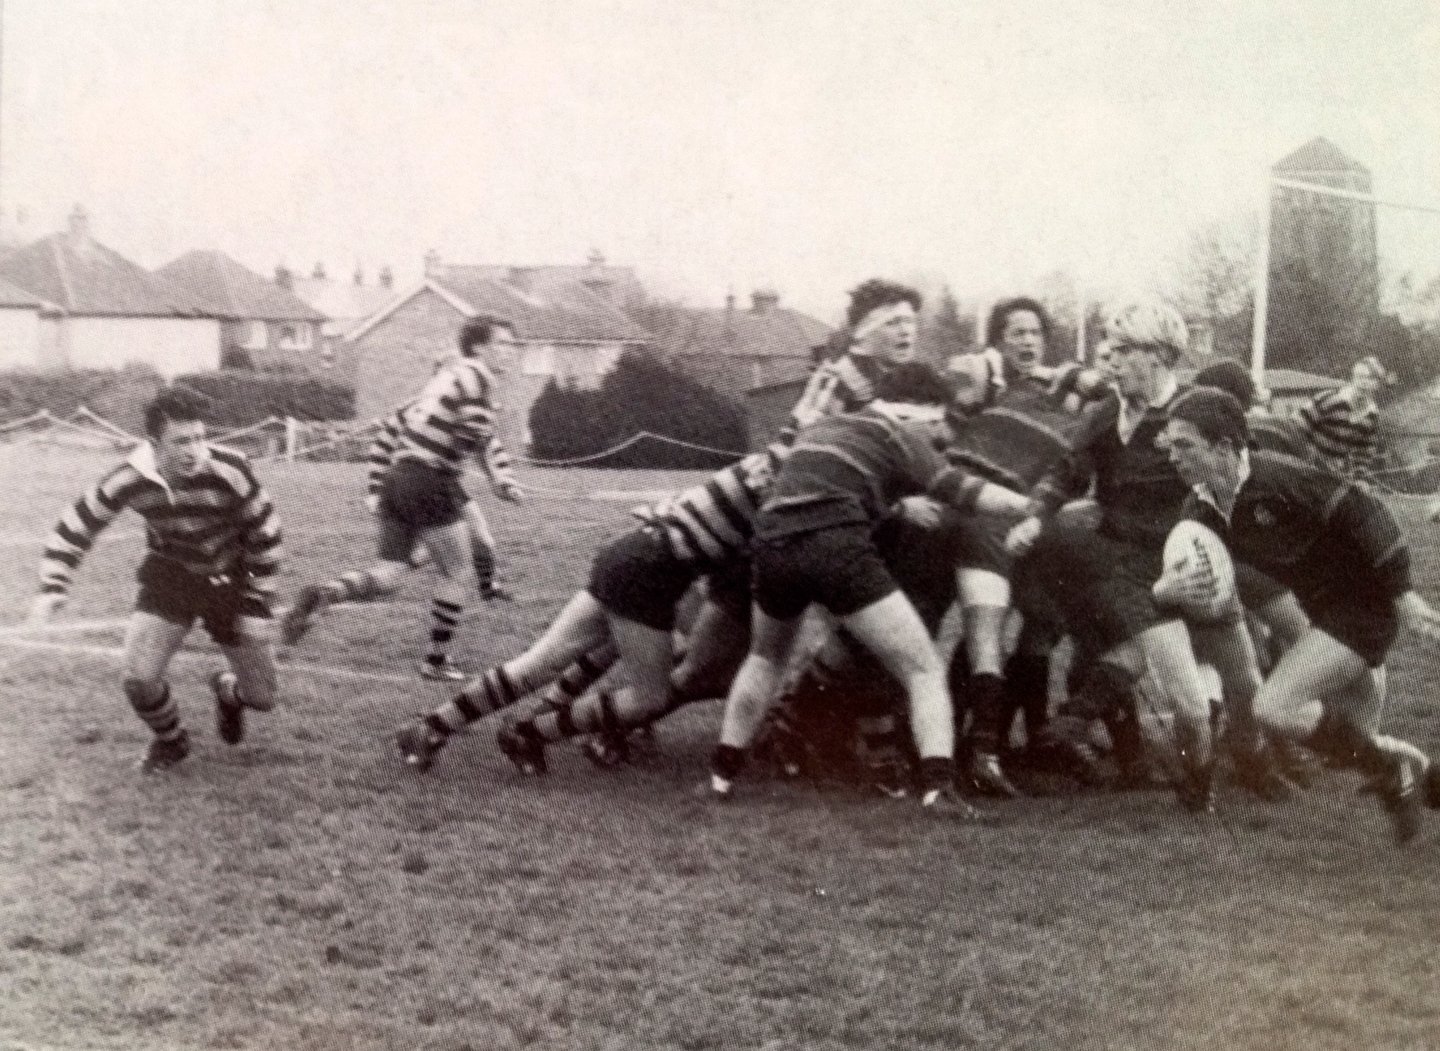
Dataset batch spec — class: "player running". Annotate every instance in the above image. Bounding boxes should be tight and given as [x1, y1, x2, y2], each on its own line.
[1158, 387, 1440, 844]
[27, 387, 284, 771]
[279, 315, 525, 679]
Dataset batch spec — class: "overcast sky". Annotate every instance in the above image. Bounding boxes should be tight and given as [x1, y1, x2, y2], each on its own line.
[3, 0, 1436, 320]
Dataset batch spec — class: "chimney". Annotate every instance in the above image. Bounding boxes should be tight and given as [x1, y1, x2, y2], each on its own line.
[67, 204, 91, 244]
[751, 288, 779, 314]
[312, 261, 327, 280]
[379, 266, 394, 289]
[274, 264, 293, 290]
[423, 249, 442, 277]
[353, 265, 364, 286]
[724, 291, 737, 312]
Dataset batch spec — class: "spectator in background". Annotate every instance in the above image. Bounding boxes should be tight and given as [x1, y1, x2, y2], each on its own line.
[1297, 354, 1393, 479]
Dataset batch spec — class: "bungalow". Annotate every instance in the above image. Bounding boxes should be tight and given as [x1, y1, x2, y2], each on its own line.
[156, 250, 328, 372]
[344, 256, 652, 448]
[0, 207, 220, 378]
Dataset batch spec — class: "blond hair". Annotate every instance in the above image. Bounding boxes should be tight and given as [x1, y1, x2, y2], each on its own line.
[1104, 300, 1188, 365]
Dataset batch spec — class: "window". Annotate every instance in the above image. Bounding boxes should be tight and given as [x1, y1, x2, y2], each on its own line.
[239, 320, 268, 350]
[278, 322, 313, 350]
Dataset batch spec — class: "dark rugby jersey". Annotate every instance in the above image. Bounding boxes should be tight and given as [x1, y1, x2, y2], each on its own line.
[390, 358, 506, 479]
[366, 403, 515, 496]
[759, 406, 986, 539]
[39, 442, 283, 615]
[1032, 389, 1191, 549]
[1181, 450, 1409, 611]
[949, 364, 1101, 492]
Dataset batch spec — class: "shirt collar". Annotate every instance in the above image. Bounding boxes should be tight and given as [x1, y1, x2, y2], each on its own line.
[1116, 373, 1179, 442]
[1192, 447, 1250, 524]
[127, 441, 167, 487]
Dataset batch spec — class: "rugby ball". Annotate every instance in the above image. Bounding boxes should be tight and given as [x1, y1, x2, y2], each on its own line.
[1154, 520, 1238, 624]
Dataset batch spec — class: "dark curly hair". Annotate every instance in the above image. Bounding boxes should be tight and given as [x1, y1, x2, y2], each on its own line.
[846, 279, 921, 329]
[985, 297, 1051, 349]
[143, 386, 211, 440]
[457, 315, 515, 357]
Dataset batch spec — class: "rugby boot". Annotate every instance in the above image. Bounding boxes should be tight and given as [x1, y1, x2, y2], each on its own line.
[140, 730, 191, 773]
[396, 719, 447, 773]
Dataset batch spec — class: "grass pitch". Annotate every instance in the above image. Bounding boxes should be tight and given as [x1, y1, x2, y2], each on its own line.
[1, 447, 1439, 1051]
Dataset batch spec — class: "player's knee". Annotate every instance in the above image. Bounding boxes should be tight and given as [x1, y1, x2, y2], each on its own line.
[122, 675, 165, 708]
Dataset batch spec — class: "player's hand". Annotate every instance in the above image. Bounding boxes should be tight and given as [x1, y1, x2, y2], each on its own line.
[1004, 516, 1042, 557]
[1397, 591, 1440, 645]
[364, 493, 381, 516]
[27, 593, 66, 626]
[1153, 563, 1219, 611]
[897, 496, 943, 529]
[497, 481, 525, 505]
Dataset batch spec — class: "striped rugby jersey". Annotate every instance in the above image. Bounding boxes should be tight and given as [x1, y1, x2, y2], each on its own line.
[1296, 386, 1380, 477]
[634, 443, 791, 564]
[389, 357, 509, 479]
[778, 352, 887, 443]
[366, 402, 517, 496]
[39, 442, 283, 615]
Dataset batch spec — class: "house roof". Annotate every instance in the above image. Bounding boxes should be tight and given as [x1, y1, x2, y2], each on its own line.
[0, 230, 203, 317]
[349, 266, 652, 344]
[1274, 137, 1369, 176]
[461, 262, 643, 304]
[0, 274, 42, 309]
[156, 250, 326, 323]
[289, 276, 399, 330]
[659, 304, 833, 361]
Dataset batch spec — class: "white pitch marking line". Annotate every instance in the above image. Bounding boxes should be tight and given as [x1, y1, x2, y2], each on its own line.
[0, 617, 128, 638]
[0, 635, 416, 685]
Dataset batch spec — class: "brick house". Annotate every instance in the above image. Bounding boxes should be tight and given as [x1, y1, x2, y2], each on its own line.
[655, 289, 832, 444]
[344, 258, 651, 448]
[0, 207, 220, 378]
[156, 250, 328, 372]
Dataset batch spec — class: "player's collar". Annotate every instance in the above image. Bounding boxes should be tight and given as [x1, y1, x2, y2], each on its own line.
[1192, 447, 1250, 524]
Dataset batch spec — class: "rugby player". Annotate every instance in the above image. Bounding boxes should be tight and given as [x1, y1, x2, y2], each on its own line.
[28, 388, 284, 771]
[1159, 387, 1440, 844]
[1006, 300, 1225, 811]
[279, 315, 525, 679]
[710, 362, 1034, 815]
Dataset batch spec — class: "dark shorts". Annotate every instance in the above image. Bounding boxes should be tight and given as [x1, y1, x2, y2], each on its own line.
[135, 555, 251, 647]
[1235, 564, 1289, 611]
[588, 526, 705, 632]
[703, 555, 754, 626]
[873, 508, 967, 634]
[1303, 590, 1398, 668]
[377, 459, 468, 562]
[753, 524, 900, 621]
[1025, 524, 1172, 655]
[949, 513, 1012, 577]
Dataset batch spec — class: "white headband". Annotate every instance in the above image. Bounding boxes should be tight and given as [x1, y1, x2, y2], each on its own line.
[852, 301, 914, 344]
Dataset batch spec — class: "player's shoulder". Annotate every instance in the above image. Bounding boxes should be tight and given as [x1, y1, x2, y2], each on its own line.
[206, 444, 265, 493]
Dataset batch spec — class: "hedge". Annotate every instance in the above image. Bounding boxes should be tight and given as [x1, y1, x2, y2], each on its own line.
[0, 364, 164, 435]
[173, 370, 355, 427]
[528, 350, 748, 469]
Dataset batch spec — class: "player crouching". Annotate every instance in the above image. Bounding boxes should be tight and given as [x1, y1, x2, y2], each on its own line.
[1158, 387, 1440, 844]
[27, 388, 284, 772]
